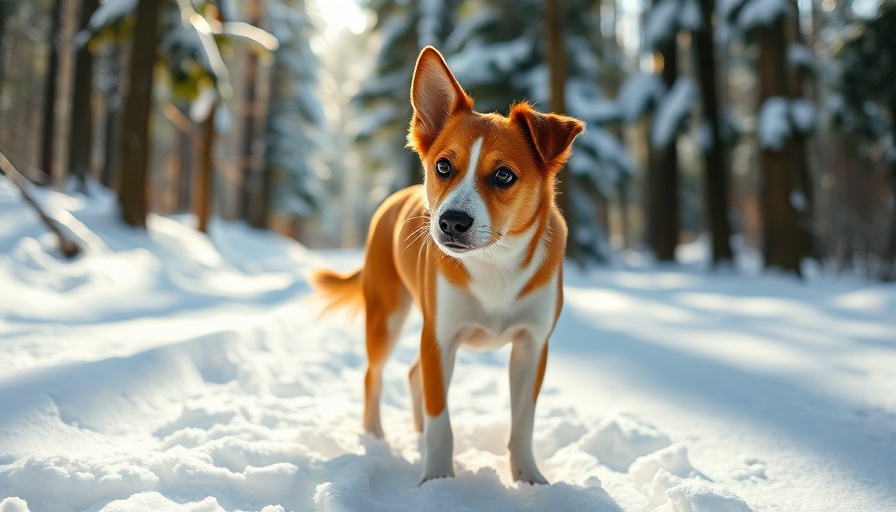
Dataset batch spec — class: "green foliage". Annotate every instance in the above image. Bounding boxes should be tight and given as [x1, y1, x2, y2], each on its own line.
[264, 0, 325, 219]
[353, 0, 463, 190]
[836, 1, 896, 156]
[84, 0, 222, 102]
[355, 0, 631, 263]
[0, 0, 25, 23]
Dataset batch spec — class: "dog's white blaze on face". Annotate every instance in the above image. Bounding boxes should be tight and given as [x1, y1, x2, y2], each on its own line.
[431, 137, 491, 255]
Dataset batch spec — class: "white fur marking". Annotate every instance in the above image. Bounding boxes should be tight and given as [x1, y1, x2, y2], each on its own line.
[422, 406, 454, 481]
[433, 138, 491, 254]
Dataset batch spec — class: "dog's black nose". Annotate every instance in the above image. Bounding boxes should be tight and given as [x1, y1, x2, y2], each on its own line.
[439, 210, 473, 236]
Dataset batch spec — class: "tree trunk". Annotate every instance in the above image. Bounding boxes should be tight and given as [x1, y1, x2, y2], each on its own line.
[68, 0, 99, 193]
[117, 0, 162, 228]
[786, 0, 817, 262]
[885, 103, 896, 280]
[196, 101, 217, 233]
[39, 0, 64, 184]
[756, 18, 803, 276]
[241, 0, 264, 227]
[693, 0, 734, 266]
[100, 45, 123, 189]
[177, 102, 193, 212]
[648, 40, 680, 262]
[546, 0, 579, 262]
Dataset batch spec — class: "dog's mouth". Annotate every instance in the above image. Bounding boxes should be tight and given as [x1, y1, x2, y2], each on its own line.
[435, 235, 474, 254]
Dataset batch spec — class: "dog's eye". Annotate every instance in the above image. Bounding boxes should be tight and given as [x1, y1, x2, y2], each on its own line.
[435, 159, 453, 178]
[493, 167, 517, 187]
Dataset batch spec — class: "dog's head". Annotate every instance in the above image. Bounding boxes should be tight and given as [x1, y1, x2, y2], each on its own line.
[406, 46, 585, 258]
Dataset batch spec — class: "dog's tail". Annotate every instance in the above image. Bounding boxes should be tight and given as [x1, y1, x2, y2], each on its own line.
[308, 268, 364, 319]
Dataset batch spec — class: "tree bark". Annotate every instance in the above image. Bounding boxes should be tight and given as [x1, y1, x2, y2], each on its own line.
[546, 0, 579, 262]
[196, 101, 217, 233]
[68, 0, 100, 193]
[756, 18, 803, 276]
[885, 102, 896, 280]
[648, 41, 680, 261]
[786, 0, 817, 262]
[39, 0, 64, 184]
[693, 0, 734, 266]
[117, 0, 162, 227]
[241, 0, 264, 227]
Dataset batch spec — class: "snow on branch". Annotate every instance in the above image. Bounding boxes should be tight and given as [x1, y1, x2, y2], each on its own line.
[651, 76, 697, 149]
[787, 43, 815, 73]
[644, 0, 702, 51]
[735, 0, 793, 31]
[618, 73, 665, 123]
[758, 96, 816, 150]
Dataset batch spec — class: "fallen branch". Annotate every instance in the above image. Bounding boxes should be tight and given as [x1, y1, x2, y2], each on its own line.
[0, 151, 81, 258]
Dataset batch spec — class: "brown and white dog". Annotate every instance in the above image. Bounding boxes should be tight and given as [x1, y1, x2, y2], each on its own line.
[311, 46, 584, 484]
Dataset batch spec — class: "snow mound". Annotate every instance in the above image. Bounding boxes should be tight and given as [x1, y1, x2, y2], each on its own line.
[576, 414, 671, 472]
[664, 481, 752, 512]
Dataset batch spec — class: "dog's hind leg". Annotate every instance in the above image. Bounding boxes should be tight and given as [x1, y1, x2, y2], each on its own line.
[362, 286, 411, 438]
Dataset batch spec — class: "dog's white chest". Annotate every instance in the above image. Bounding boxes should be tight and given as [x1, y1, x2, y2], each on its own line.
[434, 231, 558, 351]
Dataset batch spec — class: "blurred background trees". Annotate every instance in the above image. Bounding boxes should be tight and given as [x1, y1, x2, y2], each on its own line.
[0, 0, 894, 281]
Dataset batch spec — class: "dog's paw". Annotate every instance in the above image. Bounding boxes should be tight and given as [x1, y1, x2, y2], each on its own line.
[363, 423, 385, 439]
[512, 466, 549, 485]
[419, 469, 455, 486]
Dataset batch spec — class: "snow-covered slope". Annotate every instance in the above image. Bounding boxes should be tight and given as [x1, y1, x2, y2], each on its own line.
[0, 180, 894, 512]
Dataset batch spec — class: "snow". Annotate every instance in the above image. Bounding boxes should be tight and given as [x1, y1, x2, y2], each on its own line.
[651, 77, 697, 149]
[617, 73, 664, 123]
[787, 43, 815, 72]
[757, 97, 815, 150]
[644, 0, 681, 50]
[88, 0, 137, 30]
[757, 96, 791, 150]
[643, 0, 702, 50]
[736, 0, 792, 30]
[789, 98, 816, 134]
[1, 179, 896, 512]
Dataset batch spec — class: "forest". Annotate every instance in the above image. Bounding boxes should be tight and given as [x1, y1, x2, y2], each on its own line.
[0, 0, 894, 281]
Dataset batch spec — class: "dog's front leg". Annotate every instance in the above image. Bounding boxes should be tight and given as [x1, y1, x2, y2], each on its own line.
[419, 323, 457, 483]
[508, 335, 549, 485]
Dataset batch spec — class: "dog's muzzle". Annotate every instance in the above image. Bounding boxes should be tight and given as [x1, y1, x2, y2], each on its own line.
[435, 210, 475, 253]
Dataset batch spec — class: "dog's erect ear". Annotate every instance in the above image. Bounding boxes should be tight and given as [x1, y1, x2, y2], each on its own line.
[511, 103, 585, 171]
[407, 46, 473, 154]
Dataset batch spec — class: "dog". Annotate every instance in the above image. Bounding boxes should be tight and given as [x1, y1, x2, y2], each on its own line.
[310, 46, 584, 484]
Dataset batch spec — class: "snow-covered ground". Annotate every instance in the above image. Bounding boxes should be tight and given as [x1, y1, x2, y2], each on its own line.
[1, 179, 894, 512]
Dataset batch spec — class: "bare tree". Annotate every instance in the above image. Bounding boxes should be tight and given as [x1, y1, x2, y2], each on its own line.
[1, 150, 80, 257]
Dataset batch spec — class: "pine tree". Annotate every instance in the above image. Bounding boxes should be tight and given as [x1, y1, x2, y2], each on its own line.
[636, 0, 734, 265]
[445, 0, 633, 263]
[723, 0, 815, 276]
[263, 0, 325, 236]
[354, 0, 462, 192]
[836, 1, 896, 280]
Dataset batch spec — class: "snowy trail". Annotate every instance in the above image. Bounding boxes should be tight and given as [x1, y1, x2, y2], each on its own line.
[551, 269, 896, 511]
[1, 182, 895, 511]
